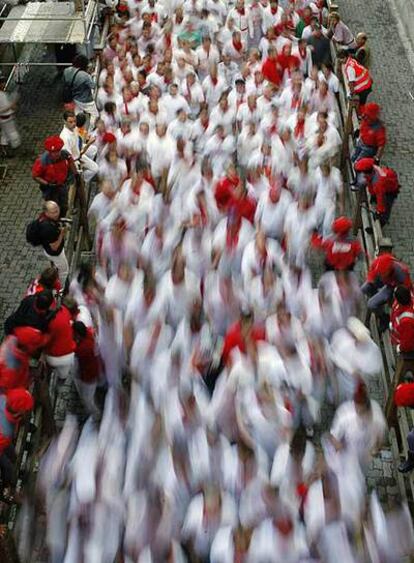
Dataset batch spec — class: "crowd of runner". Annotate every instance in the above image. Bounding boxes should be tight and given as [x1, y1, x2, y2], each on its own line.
[1, 0, 414, 560]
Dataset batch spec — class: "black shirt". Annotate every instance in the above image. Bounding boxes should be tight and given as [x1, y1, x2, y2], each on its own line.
[38, 217, 64, 256]
[307, 34, 332, 67]
[4, 295, 56, 335]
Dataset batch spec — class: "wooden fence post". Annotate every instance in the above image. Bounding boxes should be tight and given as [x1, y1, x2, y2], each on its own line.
[0, 525, 20, 563]
[76, 175, 92, 250]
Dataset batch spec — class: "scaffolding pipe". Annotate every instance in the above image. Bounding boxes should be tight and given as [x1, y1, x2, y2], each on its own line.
[0, 16, 88, 21]
[0, 61, 75, 65]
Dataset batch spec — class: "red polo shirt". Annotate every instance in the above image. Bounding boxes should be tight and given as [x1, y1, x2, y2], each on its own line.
[32, 150, 72, 186]
[45, 306, 76, 357]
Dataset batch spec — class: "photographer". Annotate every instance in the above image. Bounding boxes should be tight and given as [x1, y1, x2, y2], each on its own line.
[32, 135, 78, 218]
[35, 201, 70, 288]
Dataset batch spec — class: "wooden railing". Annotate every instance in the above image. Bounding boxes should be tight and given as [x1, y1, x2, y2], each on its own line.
[326, 0, 414, 506]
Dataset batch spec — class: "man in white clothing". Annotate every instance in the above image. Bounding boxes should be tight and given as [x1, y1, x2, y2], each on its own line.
[60, 110, 98, 184]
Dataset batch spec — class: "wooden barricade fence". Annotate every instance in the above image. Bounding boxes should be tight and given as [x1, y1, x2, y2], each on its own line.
[326, 0, 414, 508]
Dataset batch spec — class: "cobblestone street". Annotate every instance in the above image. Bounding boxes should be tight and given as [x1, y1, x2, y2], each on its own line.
[0, 51, 63, 336]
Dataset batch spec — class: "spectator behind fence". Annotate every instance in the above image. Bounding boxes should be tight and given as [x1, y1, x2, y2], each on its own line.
[4, 290, 55, 336]
[32, 136, 78, 218]
[354, 157, 399, 226]
[0, 389, 34, 503]
[59, 110, 98, 185]
[390, 286, 414, 355]
[362, 253, 411, 331]
[337, 49, 373, 108]
[63, 54, 99, 128]
[352, 103, 386, 164]
[26, 201, 69, 288]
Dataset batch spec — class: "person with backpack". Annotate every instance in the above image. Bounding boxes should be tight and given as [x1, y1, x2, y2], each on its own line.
[32, 136, 78, 218]
[63, 54, 98, 130]
[354, 157, 399, 225]
[26, 201, 69, 287]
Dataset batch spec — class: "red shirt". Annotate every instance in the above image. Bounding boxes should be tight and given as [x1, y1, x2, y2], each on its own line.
[261, 58, 282, 86]
[230, 195, 257, 224]
[45, 306, 76, 357]
[366, 166, 399, 214]
[390, 298, 414, 352]
[75, 328, 101, 383]
[215, 175, 240, 211]
[32, 151, 72, 186]
[359, 119, 386, 149]
[222, 321, 266, 364]
[311, 233, 362, 270]
[0, 337, 30, 391]
[367, 257, 411, 288]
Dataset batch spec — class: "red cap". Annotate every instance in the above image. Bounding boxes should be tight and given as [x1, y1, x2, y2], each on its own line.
[44, 136, 64, 152]
[6, 389, 34, 413]
[332, 216, 352, 235]
[14, 327, 47, 354]
[102, 132, 116, 144]
[354, 157, 375, 172]
[394, 383, 414, 407]
[362, 102, 380, 120]
[375, 253, 394, 276]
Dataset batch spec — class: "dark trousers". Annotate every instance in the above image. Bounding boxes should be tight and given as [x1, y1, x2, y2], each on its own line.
[0, 446, 16, 488]
[370, 192, 398, 226]
[40, 184, 69, 217]
[358, 86, 372, 106]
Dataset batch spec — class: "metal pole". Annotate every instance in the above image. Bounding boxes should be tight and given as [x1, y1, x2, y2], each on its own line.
[0, 15, 85, 21]
[82, 0, 88, 45]
[0, 61, 74, 66]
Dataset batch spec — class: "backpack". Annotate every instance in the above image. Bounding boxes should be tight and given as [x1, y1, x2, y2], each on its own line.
[62, 68, 81, 103]
[26, 217, 44, 246]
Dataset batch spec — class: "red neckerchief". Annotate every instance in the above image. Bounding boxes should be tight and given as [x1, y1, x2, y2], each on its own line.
[233, 38, 243, 52]
[291, 92, 301, 110]
[211, 76, 218, 86]
[270, 6, 278, 14]
[150, 12, 158, 22]
[237, 7, 245, 15]
[165, 33, 171, 48]
[201, 119, 209, 130]
[294, 118, 305, 138]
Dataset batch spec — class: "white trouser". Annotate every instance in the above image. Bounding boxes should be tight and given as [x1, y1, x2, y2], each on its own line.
[80, 152, 98, 183]
[74, 99, 99, 129]
[0, 117, 21, 148]
[45, 352, 75, 380]
[43, 248, 69, 287]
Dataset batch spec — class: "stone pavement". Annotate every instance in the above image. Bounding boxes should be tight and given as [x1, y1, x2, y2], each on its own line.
[337, 0, 414, 507]
[0, 49, 64, 337]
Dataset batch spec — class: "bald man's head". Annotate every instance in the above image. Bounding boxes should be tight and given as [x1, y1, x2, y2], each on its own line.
[43, 201, 60, 220]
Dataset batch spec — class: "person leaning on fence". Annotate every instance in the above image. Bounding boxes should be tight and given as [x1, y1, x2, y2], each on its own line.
[353, 157, 399, 226]
[4, 290, 55, 337]
[29, 201, 70, 288]
[394, 382, 414, 473]
[337, 49, 373, 109]
[362, 253, 412, 332]
[63, 54, 99, 130]
[355, 32, 371, 69]
[0, 389, 34, 504]
[390, 286, 414, 355]
[351, 103, 386, 164]
[32, 136, 79, 218]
